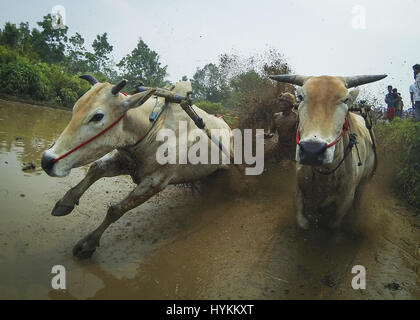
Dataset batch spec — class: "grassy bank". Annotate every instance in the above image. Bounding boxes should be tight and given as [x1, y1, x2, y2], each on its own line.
[0, 93, 71, 111]
[375, 118, 420, 209]
[0, 45, 93, 108]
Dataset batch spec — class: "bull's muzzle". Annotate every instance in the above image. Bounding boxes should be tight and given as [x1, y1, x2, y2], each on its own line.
[41, 152, 57, 177]
[298, 141, 327, 166]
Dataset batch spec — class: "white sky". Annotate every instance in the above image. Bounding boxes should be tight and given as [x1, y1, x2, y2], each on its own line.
[1, 0, 419, 106]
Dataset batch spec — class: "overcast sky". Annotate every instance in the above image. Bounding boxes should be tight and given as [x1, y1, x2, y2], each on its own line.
[1, 0, 419, 106]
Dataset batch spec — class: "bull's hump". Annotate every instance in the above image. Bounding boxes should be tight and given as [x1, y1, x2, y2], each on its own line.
[172, 81, 192, 96]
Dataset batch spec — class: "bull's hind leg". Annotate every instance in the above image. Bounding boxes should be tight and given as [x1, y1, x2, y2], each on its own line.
[52, 151, 134, 216]
[72, 173, 171, 259]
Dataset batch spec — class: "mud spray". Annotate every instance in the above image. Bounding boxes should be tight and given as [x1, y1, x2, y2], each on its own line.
[0, 100, 418, 299]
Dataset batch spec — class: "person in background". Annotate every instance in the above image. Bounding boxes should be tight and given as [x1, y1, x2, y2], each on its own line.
[411, 64, 420, 121]
[385, 85, 396, 121]
[393, 89, 403, 117]
[409, 83, 415, 108]
[397, 92, 404, 117]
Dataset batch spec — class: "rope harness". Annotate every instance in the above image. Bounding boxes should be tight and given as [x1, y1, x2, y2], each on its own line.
[296, 116, 350, 149]
[49, 86, 230, 166]
[296, 115, 364, 176]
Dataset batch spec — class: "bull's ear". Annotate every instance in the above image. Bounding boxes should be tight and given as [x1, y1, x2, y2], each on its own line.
[347, 88, 360, 104]
[122, 89, 156, 109]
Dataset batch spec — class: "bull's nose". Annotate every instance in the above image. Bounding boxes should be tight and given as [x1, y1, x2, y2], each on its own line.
[41, 152, 56, 176]
[299, 141, 327, 166]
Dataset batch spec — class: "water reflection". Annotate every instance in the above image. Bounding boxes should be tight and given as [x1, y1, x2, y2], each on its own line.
[0, 99, 71, 172]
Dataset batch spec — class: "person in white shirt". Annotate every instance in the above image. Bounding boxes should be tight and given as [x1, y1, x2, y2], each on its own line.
[412, 64, 420, 121]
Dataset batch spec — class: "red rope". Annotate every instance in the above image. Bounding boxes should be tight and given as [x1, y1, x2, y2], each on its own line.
[52, 91, 129, 163]
[53, 112, 126, 163]
[296, 117, 349, 149]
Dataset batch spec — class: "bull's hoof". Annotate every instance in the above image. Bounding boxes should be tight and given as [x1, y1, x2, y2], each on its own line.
[72, 236, 99, 259]
[51, 200, 77, 216]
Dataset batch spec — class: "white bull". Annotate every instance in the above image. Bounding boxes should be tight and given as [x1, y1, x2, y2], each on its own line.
[41, 75, 233, 258]
[270, 74, 386, 229]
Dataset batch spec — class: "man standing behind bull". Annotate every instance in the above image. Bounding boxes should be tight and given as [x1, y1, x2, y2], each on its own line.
[393, 89, 403, 117]
[385, 85, 396, 121]
[411, 64, 420, 121]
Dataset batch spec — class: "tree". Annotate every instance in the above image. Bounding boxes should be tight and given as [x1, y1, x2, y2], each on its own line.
[117, 39, 168, 87]
[31, 14, 68, 63]
[17, 22, 36, 58]
[65, 32, 88, 73]
[0, 22, 20, 48]
[86, 33, 114, 78]
[0, 22, 37, 59]
[191, 63, 229, 102]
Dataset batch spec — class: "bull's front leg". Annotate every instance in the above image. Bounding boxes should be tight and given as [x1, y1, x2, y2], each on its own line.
[72, 173, 172, 259]
[329, 190, 355, 229]
[51, 151, 134, 216]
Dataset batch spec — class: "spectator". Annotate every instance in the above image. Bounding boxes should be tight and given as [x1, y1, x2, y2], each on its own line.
[393, 89, 403, 117]
[385, 85, 396, 121]
[411, 64, 420, 121]
[398, 93, 404, 117]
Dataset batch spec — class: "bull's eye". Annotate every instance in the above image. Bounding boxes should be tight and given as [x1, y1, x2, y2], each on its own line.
[90, 113, 104, 123]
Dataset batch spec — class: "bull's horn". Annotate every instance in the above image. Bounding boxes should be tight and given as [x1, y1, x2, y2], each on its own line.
[79, 74, 98, 86]
[269, 74, 309, 86]
[344, 75, 387, 88]
[111, 79, 127, 95]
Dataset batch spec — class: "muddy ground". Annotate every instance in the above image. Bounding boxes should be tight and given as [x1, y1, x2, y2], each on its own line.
[0, 99, 419, 299]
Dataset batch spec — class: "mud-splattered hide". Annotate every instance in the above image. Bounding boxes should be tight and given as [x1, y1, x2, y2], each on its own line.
[270, 74, 386, 229]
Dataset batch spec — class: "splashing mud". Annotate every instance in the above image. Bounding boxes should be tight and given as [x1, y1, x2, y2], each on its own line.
[0, 99, 418, 299]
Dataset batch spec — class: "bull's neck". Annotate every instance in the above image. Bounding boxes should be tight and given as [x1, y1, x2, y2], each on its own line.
[119, 99, 158, 147]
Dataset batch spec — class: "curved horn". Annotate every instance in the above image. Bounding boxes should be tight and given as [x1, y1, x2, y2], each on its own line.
[79, 74, 98, 86]
[269, 74, 309, 86]
[111, 79, 127, 95]
[344, 75, 387, 88]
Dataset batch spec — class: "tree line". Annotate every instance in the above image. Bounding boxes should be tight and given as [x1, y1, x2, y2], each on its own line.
[0, 13, 292, 119]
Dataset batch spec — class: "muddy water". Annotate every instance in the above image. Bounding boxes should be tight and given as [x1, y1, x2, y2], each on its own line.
[0, 99, 419, 300]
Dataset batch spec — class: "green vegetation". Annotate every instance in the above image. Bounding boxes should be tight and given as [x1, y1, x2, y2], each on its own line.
[375, 119, 420, 208]
[0, 15, 169, 107]
[0, 45, 90, 106]
[0, 13, 293, 121]
[194, 100, 237, 127]
[190, 50, 294, 129]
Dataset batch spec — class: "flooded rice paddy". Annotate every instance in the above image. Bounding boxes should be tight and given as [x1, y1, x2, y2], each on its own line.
[0, 99, 419, 299]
